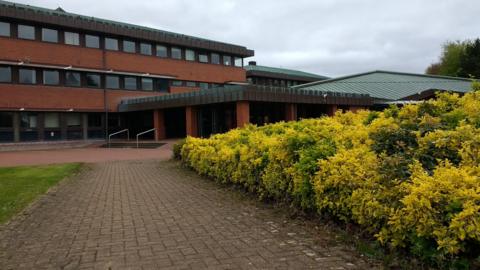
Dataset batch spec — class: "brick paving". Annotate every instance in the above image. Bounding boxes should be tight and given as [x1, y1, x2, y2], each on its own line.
[0, 160, 376, 269]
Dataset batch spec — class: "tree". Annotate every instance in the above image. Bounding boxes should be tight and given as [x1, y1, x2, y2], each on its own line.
[425, 41, 467, 76]
[457, 39, 480, 79]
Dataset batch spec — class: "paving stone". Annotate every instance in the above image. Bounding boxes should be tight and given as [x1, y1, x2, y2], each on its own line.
[0, 159, 377, 269]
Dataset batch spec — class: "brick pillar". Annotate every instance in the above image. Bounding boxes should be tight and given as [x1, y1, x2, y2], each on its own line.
[153, 109, 166, 140]
[326, 105, 338, 116]
[185, 106, 198, 137]
[349, 106, 365, 113]
[236, 101, 250, 128]
[285, 103, 297, 122]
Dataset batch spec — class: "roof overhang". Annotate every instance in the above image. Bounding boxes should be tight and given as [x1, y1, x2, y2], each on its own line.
[246, 70, 327, 83]
[118, 85, 373, 112]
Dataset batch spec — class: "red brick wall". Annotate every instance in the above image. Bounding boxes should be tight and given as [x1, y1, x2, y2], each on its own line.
[0, 84, 165, 112]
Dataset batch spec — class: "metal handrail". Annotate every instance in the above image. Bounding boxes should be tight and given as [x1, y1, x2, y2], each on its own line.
[136, 128, 156, 148]
[108, 129, 129, 147]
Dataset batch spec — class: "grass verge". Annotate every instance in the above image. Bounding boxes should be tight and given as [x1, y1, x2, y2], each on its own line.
[0, 163, 82, 224]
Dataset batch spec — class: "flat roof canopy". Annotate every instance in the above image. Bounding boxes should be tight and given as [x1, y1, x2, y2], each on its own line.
[118, 85, 373, 112]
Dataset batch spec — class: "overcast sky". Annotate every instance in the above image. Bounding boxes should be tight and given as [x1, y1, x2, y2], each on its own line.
[11, 0, 480, 77]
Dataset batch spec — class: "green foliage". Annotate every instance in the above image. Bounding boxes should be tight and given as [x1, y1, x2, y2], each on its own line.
[172, 138, 186, 160]
[179, 88, 480, 268]
[0, 163, 82, 223]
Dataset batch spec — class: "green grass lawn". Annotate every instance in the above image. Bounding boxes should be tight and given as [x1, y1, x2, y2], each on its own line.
[0, 163, 82, 224]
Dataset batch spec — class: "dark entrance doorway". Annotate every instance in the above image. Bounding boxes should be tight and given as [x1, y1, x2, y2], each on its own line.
[122, 111, 154, 140]
[197, 103, 236, 137]
[165, 107, 186, 138]
[250, 102, 286, 126]
[297, 104, 328, 119]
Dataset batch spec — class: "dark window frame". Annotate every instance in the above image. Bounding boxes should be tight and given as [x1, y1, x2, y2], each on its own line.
[85, 34, 100, 48]
[41, 28, 58, 43]
[0, 21, 10, 37]
[85, 73, 101, 88]
[42, 70, 60, 85]
[0, 66, 12, 83]
[65, 71, 81, 87]
[123, 40, 136, 53]
[140, 42, 152, 55]
[19, 68, 37, 84]
[64, 31, 80, 46]
[17, 24, 35, 40]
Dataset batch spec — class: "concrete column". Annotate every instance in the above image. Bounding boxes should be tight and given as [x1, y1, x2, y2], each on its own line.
[185, 106, 198, 137]
[153, 109, 166, 140]
[285, 103, 297, 122]
[13, 112, 20, 142]
[82, 113, 88, 140]
[236, 101, 250, 128]
[326, 105, 338, 117]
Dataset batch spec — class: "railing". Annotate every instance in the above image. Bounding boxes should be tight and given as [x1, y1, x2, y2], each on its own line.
[136, 128, 156, 148]
[107, 129, 129, 147]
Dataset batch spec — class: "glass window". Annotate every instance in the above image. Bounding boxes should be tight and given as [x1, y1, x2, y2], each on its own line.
[44, 113, 60, 128]
[234, 57, 243, 67]
[65, 72, 81, 87]
[198, 53, 208, 63]
[106, 75, 120, 89]
[141, 78, 153, 90]
[42, 28, 58, 43]
[171, 47, 182, 59]
[185, 49, 195, 61]
[223, 55, 231, 66]
[85, 34, 100, 48]
[140, 43, 152, 55]
[86, 73, 101, 88]
[123, 40, 136, 53]
[43, 70, 59, 85]
[211, 53, 220, 64]
[199, 82, 209, 89]
[88, 114, 102, 127]
[0, 66, 11, 82]
[18, 25, 35, 40]
[0, 22, 10, 37]
[0, 112, 13, 128]
[171, 80, 183, 86]
[64, 32, 79, 45]
[20, 113, 37, 129]
[186, 81, 196, 87]
[156, 45, 167, 58]
[19, 69, 36, 84]
[66, 113, 81, 127]
[124, 77, 137, 90]
[154, 79, 169, 92]
[105, 38, 118, 51]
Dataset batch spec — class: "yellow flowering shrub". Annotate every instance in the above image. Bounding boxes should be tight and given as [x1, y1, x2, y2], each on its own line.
[178, 89, 480, 267]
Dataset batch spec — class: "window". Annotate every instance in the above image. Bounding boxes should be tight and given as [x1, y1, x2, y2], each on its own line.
[223, 55, 232, 66]
[234, 57, 243, 67]
[0, 22, 10, 37]
[65, 72, 81, 87]
[199, 82, 209, 89]
[88, 114, 102, 127]
[155, 79, 169, 92]
[185, 49, 195, 61]
[171, 80, 183, 86]
[43, 70, 59, 85]
[211, 53, 220, 64]
[42, 28, 58, 43]
[64, 32, 79, 45]
[20, 113, 37, 128]
[106, 75, 120, 89]
[186, 81, 196, 87]
[105, 38, 118, 51]
[123, 40, 136, 53]
[0, 66, 11, 82]
[66, 113, 81, 127]
[140, 43, 152, 55]
[0, 112, 13, 128]
[171, 47, 182, 59]
[141, 78, 153, 90]
[198, 53, 208, 63]
[124, 77, 137, 90]
[19, 69, 36, 84]
[18, 25, 35, 40]
[86, 73, 101, 88]
[85, 34, 100, 48]
[156, 45, 167, 58]
[44, 113, 60, 128]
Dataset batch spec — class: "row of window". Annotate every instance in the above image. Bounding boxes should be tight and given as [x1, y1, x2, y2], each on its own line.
[0, 66, 221, 91]
[0, 21, 244, 67]
[248, 76, 306, 87]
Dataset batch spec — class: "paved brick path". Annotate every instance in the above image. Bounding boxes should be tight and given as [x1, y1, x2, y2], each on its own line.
[0, 160, 376, 269]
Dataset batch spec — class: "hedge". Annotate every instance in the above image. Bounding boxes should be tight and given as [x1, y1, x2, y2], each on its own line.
[177, 88, 480, 268]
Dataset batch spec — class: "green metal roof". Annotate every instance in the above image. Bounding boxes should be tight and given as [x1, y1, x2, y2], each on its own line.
[245, 65, 329, 80]
[293, 70, 473, 101]
[0, 0, 254, 56]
